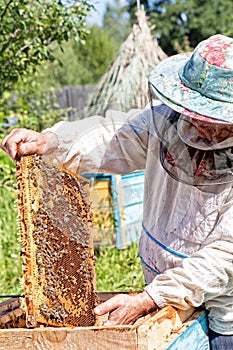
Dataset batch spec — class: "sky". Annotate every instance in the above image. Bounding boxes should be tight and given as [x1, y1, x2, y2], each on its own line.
[88, 0, 114, 26]
[87, 0, 147, 26]
[87, 0, 127, 26]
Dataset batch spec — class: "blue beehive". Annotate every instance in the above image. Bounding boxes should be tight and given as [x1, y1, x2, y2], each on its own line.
[83, 171, 145, 249]
[166, 309, 209, 349]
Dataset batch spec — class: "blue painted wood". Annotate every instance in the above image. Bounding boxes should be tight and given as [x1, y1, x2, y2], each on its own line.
[111, 174, 123, 250]
[167, 310, 210, 350]
[121, 171, 144, 248]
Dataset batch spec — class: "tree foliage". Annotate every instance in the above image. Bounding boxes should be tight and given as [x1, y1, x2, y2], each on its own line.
[36, 0, 132, 88]
[36, 24, 120, 87]
[0, 0, 93, 213]
[0, 0, 92, 97]
[102, 0, 131, 44]
[126, 0, 233, 55]
[151, 0, 233, 54]
[71, 25, 120, 84]
[0, 1, 93, 296]
[0, 0, 94, 142]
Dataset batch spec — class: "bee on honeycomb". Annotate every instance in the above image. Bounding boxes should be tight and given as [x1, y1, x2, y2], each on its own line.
[16, 155, 98, 328]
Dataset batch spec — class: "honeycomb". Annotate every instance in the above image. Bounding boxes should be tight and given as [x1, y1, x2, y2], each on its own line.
[16, 155, 98, 328]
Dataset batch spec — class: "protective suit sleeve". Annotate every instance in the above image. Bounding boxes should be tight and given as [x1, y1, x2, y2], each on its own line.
[43, 108, 152, 174]
[144, 240, 233, 309]
[144, 200, 233, 334]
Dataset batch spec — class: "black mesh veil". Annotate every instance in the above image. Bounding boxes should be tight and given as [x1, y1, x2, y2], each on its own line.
[148, 96, 233, 187]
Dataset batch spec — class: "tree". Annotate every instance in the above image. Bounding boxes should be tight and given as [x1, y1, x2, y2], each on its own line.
[36, 24, 120, 87]
[125, 0, 233, 55]
[72, 25, 120, 84]
[102, 0, 131, 44]
[0, 0, 92, 97]
[0, 0, 92, 297]
[151, 0, 233, 54]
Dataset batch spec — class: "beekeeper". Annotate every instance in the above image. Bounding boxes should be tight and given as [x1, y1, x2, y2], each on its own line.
[2, 34, 233, 350]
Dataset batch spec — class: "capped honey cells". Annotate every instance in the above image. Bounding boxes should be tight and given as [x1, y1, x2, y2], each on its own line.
[16, 155, 98, 328]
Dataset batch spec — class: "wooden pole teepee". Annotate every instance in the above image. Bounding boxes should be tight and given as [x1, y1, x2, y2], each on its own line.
[88, 9, 167, 115]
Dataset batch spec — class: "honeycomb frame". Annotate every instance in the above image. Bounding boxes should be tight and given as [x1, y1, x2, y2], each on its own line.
[16, 155, 97, 328]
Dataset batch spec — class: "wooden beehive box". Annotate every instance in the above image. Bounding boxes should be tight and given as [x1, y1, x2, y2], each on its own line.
[84, 171, 145, 249]
[0, 292, 209, 350]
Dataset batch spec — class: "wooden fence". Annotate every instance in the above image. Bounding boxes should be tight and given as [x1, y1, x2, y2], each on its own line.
[54, 85, 96, 120]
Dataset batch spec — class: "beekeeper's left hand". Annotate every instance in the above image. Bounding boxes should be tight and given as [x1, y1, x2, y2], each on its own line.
[94, 290, 157, 326]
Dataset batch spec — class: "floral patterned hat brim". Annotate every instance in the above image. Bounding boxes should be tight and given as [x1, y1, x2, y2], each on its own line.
[149, 50, 233, 124]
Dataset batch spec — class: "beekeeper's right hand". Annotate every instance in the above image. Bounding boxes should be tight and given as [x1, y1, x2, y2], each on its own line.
[1, 128, 58, 160]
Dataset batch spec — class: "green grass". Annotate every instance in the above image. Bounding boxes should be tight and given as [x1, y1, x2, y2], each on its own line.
[0, 181, 23, 299]
[95, 243, 145, 292]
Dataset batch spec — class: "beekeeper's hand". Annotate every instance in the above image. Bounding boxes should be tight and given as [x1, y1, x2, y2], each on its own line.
[1, 128, 58, 160]
[94, 290, 157, 326]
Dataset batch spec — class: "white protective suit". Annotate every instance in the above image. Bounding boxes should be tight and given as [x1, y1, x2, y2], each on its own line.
[44, 103, 233, 335]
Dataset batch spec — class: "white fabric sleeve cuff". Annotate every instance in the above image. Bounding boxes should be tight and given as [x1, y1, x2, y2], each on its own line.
[41, 123, 70, 167]
[144, 284, 166, 309]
